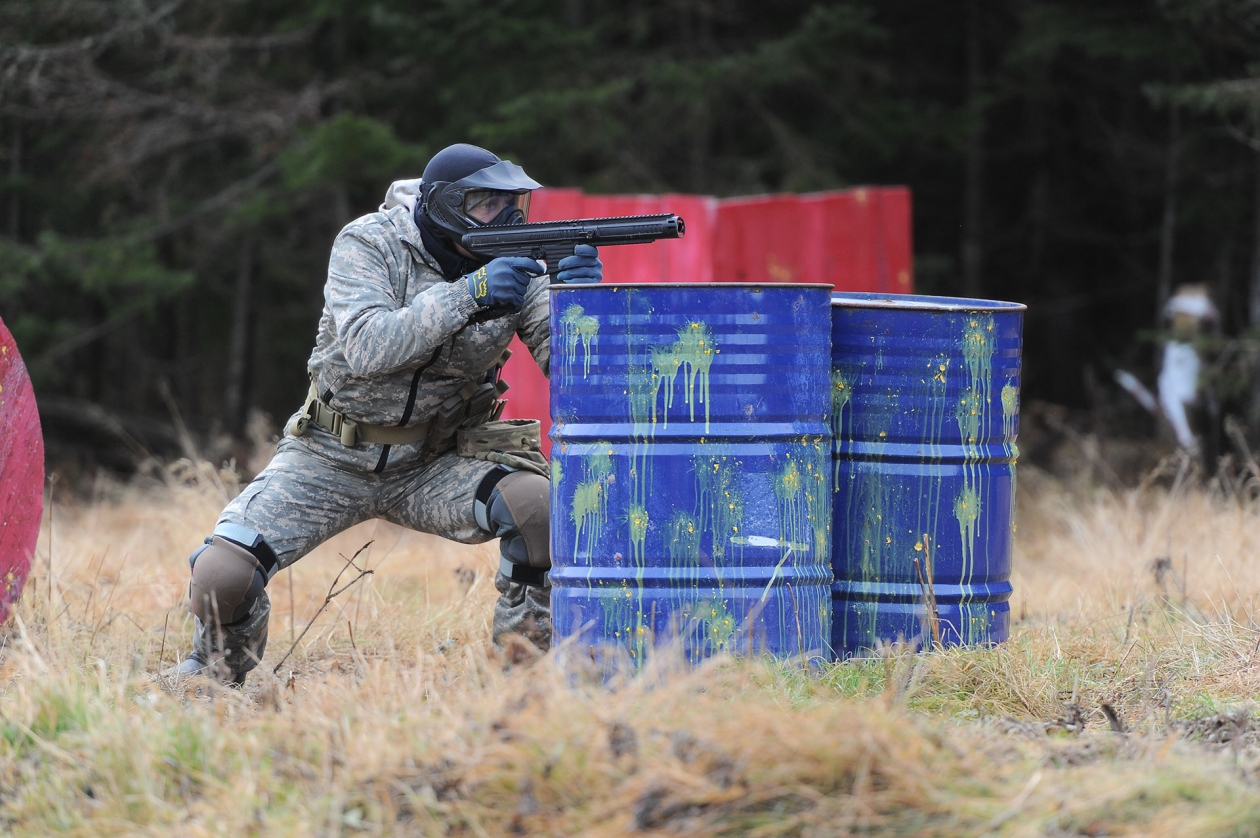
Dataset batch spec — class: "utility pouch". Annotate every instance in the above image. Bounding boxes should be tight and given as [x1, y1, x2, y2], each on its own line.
[457, 419, 549, 478]
[427, 392, 467, 456]
[463, 382, 499, 427]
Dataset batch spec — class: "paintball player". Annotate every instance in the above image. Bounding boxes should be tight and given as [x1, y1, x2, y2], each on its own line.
[165, 143, 603, 685]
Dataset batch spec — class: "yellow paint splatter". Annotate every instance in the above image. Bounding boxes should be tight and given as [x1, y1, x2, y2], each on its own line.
[571, 478, 606, 559]
[696, 453, 743, 564]
[1001, 381, 1019, 443]
[560, 304, 600, 378]
[666, 511, 701, 565]
[649, 321, 717, 432]
[628, 503, 649, 565]
[953, 484, 981, 584]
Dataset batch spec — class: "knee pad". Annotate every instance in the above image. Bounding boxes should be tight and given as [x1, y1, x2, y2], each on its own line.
[474, 468, 550, 586]
[188, 524, 279, 625]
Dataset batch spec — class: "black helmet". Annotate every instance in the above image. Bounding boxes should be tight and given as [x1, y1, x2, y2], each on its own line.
[421, 143, 541, 240]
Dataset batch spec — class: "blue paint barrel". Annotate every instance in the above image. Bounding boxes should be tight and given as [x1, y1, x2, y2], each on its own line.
[550, 283, 834, 668]
[830, 292, 1025, 658]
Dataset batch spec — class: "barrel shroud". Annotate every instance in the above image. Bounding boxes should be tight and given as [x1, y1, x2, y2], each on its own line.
[550, 283, 834, 666]
[830, 293, 1025, 658]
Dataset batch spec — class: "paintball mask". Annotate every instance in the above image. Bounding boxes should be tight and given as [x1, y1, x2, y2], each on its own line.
[421, 144, 541, 240]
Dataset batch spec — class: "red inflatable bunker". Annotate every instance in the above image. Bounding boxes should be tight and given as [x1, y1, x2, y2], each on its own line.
[499, 186, 913, 454]
[0, 316, 43, 624]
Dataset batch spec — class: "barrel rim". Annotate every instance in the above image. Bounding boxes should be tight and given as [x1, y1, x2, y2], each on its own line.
[557, 282, 836, 290]
[831, 291, 1027, 313]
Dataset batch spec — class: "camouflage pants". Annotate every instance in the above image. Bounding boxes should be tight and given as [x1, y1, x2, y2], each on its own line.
[200, 424, 551, 674]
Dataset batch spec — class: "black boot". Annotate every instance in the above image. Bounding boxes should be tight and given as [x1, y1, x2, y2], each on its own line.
[163, 592, 271, 686]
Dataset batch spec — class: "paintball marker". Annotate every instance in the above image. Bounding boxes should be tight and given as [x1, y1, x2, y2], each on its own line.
[460, 214, 686, 280]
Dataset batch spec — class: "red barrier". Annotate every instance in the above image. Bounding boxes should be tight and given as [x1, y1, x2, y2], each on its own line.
[528, 187, 585, 223]
[500, 185, 913, 454]
[582, 195, 666, 284]
[712, 195, 806, 283]
[713, 187, 912, 291]
[801, 187, 913, 293]
[0, 316, 42, 625]
[660, 194, 717, 284]
[499, 335, 550, 453]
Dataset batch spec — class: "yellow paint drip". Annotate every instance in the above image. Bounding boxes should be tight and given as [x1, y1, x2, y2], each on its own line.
[586, 444, 614, 480]
[953, 484, 981, 585]
[831, 369, 852, 438]
[694, 598, 738, 650]
[956, 314, 996, 595]
[666, 511, 701, 565]
[570, 442, 616, 560]
[831, 367, 857, 484]
[962, 315, 994, 388]
[628, 503, 649, 565]
[955, 387, 982, 445]
[695, 454, 744, 564]
[1001, 381, 1019, 443]
[571, 478, 607, 559]
[560, 304, 599, 378]
[767, 443, 830, 596]
[649, 321, 716, 432]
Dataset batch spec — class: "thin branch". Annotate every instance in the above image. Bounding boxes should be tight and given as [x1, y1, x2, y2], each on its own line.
[272, 542, 374, 675]
[913, 536, 941, 651]
[131, 159, 279, 242]
[158, 611, 169, 672]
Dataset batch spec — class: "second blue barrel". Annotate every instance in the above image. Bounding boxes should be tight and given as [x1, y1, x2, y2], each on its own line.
[830, 292, 1025, 658]
[550, 283, 834, 667]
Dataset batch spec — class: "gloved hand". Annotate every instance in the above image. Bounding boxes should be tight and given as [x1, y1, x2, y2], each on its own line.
[556, 244, 603, 284]
[466, 256, 545, 310]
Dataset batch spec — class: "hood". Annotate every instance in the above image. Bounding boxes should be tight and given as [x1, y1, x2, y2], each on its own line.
[381, 178, 425, 213]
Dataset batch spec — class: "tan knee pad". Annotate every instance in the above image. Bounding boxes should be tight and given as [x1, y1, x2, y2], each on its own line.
[190, 536, 265, 625]
[494, 470, 550, 569]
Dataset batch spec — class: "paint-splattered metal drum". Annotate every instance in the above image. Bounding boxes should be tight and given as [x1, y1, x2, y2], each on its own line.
[549, 283, 834, 668]
[0, 316, 43, 625]
[830, 293, 1024, 658]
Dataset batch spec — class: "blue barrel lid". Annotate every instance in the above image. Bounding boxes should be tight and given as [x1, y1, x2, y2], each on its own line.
[831, 291, 1026, 313]
[560, 282, 836, 290]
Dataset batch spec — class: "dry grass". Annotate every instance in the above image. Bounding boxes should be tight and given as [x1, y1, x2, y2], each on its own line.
[4, 457, 1260, 835]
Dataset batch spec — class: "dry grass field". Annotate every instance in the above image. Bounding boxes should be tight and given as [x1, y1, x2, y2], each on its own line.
[4, 455, 1260, 835]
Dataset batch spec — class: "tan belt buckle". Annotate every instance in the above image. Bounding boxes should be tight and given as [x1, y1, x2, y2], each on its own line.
[288, 397, 316, 437]
[339, 417, 358, 447]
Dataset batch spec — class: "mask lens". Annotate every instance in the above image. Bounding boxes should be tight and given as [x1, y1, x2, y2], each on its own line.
[514, 192, 531, 223]
[463, 190, 516, 223]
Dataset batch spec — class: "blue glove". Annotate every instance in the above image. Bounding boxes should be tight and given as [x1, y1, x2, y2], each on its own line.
[465, 256, 545, 310]
[556, 244, 603, 284]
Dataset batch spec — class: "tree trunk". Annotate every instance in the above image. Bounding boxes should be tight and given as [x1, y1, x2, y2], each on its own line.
[1156, 102, 1180, 316]
[1214, 236, 1233, 331]
[1248, 152, 1260, 438]
[961, 0, 984, 298]
[1026, 89, 1048, 282]
[224, 239, 255, 435]
[8, 124, 19, 239]
[1249, 152, 1260, 330]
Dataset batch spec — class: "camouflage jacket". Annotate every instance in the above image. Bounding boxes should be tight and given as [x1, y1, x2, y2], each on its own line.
[305, 180, 551, 427]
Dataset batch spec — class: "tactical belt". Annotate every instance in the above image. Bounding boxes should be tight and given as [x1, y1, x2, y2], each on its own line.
[289, 383, 431, 447]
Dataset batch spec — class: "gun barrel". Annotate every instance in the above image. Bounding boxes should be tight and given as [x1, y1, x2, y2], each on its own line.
[460, 213, 685, 267]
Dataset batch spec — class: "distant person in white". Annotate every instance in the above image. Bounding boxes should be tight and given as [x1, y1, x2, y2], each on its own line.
[1157, 285, 1218, 453]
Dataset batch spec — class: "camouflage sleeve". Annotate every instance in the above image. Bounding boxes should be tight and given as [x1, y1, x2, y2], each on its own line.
[517, 276, 551, 378]
[327, 229, 479, 377]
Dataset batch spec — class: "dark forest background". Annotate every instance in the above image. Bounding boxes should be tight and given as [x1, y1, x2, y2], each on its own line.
[4, 0, 1260, 477]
